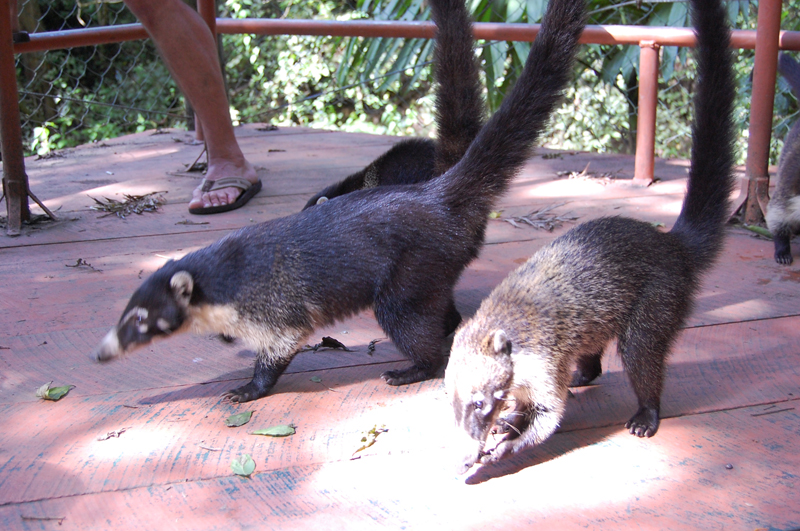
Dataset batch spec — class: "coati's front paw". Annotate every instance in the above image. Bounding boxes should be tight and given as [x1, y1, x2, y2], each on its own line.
[222, 381, 271, 403]
[479, 439, 514, 465]
[775, 249, 794, 265]
[381, 363, 439, 386]
[774, 235, 793, 265]
[625, 406, 660, 437]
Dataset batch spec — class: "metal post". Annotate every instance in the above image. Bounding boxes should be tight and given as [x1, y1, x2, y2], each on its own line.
[736, 0, 783, 223]
[0, 0, 30, 235]
[633, 41, 660, 185]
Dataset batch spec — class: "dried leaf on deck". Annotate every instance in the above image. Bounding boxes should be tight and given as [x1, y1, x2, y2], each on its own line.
[351, 424, 388, 459]
[251, 424, 297, 437]
[743, 224, 773, 239]
[225, 410, 253, 428]
[367, 338, 383, 356]
[88, 191, 167, 219]
[299, 336, 354, 353]
[97, 427, 129, 441]
[231, 454, 256, 478]
[66, 258, 102, 272]
[35, 381, 75, 401]
[499, 203, 579, 232]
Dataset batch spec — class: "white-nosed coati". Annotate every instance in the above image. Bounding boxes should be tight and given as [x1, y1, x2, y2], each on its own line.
[302, 0, 486, 210]
[92, 0, 585, 404]
[766, 53, 800, 265]
[445, 0, 735, 474]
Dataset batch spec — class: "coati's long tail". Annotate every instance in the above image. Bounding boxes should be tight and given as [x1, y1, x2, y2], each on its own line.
[429, 0, 485, 176]
[435, 0, 585, 210]
[669, 0, 736, 269]
[779, 53, 800, 98]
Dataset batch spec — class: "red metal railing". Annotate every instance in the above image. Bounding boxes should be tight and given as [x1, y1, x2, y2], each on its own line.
[2, 0, 798, 235]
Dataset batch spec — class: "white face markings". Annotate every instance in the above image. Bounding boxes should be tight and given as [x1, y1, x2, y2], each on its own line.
[122, 307, 149, 326]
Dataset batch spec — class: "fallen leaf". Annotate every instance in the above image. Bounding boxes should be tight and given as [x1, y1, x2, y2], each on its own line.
[367, 338, 383, 356]
[231, 454, 256, 477]
[97, 427, 129, 441]
[351, 424, 388, 459]
[251, 424, 297, 437]
[35, 381, 75, 401]
[225, 411, 253, 428]
[488, 211, 503, 219]
[743, 224, 773, 239]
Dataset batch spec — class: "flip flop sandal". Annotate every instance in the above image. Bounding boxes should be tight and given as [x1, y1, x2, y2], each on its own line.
[188, 177, 262, 215]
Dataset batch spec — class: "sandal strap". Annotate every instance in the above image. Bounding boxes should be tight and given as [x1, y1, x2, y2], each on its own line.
[199, 177, 255, 193]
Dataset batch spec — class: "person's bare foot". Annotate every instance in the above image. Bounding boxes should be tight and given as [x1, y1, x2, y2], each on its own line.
[188, 159, 259, 211]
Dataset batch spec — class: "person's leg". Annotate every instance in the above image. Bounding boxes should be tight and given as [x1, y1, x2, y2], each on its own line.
[123, 0, 259, 212]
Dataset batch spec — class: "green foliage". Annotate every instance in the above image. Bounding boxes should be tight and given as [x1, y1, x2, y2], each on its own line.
[15, 0, 800, 167]
[222, 0, 437, 137]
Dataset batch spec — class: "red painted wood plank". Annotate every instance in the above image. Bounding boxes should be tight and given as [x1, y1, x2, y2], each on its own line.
[0, 403, 796, 530]
[1, 317, 797, 506]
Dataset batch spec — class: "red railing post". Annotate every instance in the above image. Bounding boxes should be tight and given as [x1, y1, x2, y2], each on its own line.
[736, 0, 784, 223]
[633, 41, 660, 185]
[0, 0, 30, 235]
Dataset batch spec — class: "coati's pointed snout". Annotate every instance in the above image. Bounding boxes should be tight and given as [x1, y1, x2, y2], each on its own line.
[92, 327, 124, 363]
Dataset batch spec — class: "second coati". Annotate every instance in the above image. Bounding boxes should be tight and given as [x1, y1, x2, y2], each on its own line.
[766, 52, 800, 265]
[302, 0, 486, 210]
[91, 0, 585, 404]
[445, 0, 735, 473]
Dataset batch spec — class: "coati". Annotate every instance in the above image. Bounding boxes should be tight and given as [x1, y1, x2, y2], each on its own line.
[92, 0, 585, 404]
[766, 53, 800, 265]
[302, 0, 487, 211]
[445, 0, 735, 473]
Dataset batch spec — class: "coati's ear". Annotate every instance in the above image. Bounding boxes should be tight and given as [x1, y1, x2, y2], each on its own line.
[316, 196, 328, 205]
[169, 271, 194, 306]
[492, 330, 512, 357]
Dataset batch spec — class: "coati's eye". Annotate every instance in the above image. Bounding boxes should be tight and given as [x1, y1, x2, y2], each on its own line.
[471, 391, 486, 412]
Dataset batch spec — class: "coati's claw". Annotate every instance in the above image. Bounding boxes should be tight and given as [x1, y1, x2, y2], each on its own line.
[381, 364, 439, 386]
[773, 232, 793, 265]
[222, 381, 271, 403]
[625, 407, 660, 438]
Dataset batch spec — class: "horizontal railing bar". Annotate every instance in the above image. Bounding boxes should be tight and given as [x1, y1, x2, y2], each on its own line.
[13, 19, 800, 54]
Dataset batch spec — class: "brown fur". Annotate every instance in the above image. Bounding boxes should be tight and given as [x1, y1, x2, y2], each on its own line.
[445, 0, 736, 473]
[766, 52, 800, 265]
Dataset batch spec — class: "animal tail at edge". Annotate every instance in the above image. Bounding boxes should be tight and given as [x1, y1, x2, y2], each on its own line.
[429, 0, 486, 176]
[437, 0, 585, 211]
[670, 0, 736, 270]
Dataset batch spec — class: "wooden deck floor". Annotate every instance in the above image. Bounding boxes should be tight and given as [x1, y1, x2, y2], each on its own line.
[1, 125, 798, 530]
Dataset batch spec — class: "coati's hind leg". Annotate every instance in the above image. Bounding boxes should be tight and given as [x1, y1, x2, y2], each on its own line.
[223, 354, 293, 403]
[617, 319, 674, 438]
[773, 225, 794, 265]
[569, 350, 603, 387]
[375, 299, 447, 386]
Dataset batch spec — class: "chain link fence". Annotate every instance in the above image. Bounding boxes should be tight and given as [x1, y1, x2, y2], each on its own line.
[13, 0, 800, 165]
